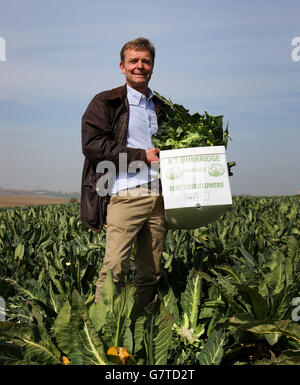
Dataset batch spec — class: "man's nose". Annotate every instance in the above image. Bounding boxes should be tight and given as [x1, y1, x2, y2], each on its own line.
[136, 60, 144, 69]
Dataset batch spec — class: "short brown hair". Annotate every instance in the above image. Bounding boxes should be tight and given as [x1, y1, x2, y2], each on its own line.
[120, 37, 155, 64]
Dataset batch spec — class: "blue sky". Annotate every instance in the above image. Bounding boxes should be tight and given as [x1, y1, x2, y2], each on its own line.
[0, 0, 299, 195]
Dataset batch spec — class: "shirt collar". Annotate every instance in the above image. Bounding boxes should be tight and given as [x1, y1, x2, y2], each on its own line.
[127, 85, 153, 105]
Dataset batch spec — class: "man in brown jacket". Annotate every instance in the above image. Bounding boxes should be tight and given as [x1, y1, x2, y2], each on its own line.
[80, 37, 170, 310]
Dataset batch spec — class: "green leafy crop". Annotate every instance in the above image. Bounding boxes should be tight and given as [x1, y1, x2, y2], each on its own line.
[0, 196, 299, 365]
[152, 92, 236, 176]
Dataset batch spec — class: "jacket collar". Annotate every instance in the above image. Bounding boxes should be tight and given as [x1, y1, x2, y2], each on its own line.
[106, 83, 166, 121]
[107, 84, 127, 100]
[107, 83, 157, 102]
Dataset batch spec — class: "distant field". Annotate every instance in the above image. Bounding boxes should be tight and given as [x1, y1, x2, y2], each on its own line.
[0, 195, 69, 207]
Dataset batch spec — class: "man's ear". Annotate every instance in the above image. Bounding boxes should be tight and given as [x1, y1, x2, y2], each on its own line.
[120, 61, 125, 75]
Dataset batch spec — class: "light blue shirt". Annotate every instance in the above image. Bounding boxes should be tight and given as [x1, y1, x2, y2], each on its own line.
[110, 85, 159, 194]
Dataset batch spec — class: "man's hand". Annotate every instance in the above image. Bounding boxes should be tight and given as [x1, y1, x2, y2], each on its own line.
[145, 148, 160, 166]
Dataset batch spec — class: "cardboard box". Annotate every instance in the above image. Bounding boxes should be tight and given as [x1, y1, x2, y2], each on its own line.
[160, 146, 232, 229]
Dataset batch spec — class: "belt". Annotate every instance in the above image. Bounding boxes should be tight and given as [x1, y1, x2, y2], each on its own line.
[135, 180, 162, 189]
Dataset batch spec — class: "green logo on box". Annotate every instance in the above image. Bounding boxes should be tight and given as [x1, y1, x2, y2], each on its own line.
[166, 167, 183, 180]
[208, 163, 225, 177]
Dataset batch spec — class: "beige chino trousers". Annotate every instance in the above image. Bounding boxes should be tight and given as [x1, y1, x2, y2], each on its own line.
[95, 185, 166, 310]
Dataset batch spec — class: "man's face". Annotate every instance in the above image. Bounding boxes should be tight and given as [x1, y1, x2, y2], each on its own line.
[120, 48, 153, 92]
